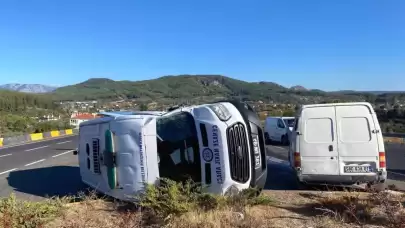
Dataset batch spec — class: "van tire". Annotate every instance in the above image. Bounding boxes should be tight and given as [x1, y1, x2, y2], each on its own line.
[296, 179, 308, 190]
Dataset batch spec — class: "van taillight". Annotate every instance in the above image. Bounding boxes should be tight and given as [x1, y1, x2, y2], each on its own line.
[294, 152, 301, 167]
[379, 152, 386, 168]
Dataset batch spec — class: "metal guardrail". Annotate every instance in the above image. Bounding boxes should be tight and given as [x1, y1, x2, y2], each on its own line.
[0, 129, 403, 148]
[0, 128, 79, 147]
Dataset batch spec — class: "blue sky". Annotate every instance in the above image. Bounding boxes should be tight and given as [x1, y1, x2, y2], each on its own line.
[0, 0, 404, 91]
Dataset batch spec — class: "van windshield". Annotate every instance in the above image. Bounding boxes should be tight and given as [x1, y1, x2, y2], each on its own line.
[283, 118, 295, 128]
[156, 112, 201, 183]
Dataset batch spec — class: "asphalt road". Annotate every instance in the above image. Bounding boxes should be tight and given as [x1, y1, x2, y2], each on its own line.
[0, 135, 86, 201]
[0, 135, 404, 201]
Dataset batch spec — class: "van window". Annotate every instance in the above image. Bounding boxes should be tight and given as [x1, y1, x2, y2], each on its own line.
[156, 112, 201, 184]
[157, 112, 196, 142]
[305, 118, 334, 143]
[277, 119, 285, 128]
[339, 117, 371, 142]
[283, 119, 295, 128]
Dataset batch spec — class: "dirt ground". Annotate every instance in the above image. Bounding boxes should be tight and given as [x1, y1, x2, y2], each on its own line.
[384, 137, 405, 144]
[46, 189, 405, 228]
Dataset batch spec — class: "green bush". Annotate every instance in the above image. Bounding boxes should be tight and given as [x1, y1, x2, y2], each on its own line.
[0, 193, 66, 228]
[136, 178, 274, 219]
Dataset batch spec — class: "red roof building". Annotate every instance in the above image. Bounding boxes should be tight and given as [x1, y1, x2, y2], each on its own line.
[70, 113, 98, 128]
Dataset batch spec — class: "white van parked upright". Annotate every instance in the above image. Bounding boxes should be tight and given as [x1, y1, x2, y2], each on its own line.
[289, 102, 387, 188]
[264, 116, 295, 145]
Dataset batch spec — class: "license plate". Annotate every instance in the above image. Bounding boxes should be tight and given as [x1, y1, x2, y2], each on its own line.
[344, 166, 372, 173]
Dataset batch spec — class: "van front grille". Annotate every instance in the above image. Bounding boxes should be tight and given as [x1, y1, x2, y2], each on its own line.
[226, 123, 250, 183]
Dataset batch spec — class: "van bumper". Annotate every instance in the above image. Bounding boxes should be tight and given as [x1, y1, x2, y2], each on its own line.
[296, 170, 387, 185]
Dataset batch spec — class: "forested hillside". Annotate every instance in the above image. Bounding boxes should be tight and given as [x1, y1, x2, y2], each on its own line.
[52, 75, 405, 106]
[0, 90, 71, 137]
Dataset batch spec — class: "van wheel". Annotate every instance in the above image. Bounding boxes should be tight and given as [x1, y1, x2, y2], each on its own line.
[296, 179, 308, 190]
[281, 135, 288, 145]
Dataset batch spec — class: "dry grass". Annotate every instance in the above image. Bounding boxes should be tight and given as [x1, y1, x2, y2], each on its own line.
[384, 137, 405, 144]
[1, 181, 405, 228]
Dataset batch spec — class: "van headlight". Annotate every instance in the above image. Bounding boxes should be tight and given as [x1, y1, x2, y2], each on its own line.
[208, 104, 232, 121]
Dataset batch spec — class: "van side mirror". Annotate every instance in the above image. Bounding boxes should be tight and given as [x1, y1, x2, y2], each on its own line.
[73, 149, 78, 155]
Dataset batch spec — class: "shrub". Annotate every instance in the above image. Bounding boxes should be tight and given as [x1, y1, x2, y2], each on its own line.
[0, 193, 66, 228]
[136, 178, 274, 220]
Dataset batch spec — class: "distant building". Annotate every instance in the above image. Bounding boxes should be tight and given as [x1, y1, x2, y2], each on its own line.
[70, 113, 98, 128]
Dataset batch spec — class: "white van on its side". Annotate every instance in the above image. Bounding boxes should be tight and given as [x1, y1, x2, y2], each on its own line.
[289, 102, 387, 188]
[264, 116, 295, 145]
[74, 100, 267, 201]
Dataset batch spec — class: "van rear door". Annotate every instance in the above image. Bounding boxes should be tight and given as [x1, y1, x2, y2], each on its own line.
[300, 106, 339, 175]
[335, 104, 379, 175]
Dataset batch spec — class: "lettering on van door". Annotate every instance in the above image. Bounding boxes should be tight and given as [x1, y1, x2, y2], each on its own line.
[212, 125, 223, 184]
[139, 132, 146, 183]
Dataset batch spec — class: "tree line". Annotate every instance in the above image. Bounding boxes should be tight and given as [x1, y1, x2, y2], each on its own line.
[0, 90, 72, 137]
[0, 90, 58, 113]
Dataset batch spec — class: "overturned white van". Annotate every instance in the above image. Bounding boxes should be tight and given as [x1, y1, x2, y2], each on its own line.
[289, 102, 387, 189]
[75, 101, 267, 201]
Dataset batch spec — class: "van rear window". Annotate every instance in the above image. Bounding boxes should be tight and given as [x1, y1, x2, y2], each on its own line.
[305, 118, 334, 143]
[339, 117, 371, 142]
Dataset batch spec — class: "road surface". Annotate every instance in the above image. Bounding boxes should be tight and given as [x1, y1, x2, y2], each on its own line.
[0, 135, 86, 201]
[0, 135, 404, 201]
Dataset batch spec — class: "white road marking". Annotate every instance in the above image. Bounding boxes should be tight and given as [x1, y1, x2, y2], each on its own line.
[272, 146, 288, 150]
[24, 159, 46, 167]
[0, 154, 12, 158]
[56, 141, 71, 145]
[0, 168, 17, 176]
[25, 145, 49, 151]
[52, 150, 75, 158]
[267, 156, 290, 165]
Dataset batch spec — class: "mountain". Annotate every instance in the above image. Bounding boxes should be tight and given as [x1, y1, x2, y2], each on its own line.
[0, 83, 58, 93]
[52, 75, 405, 104]
[290, 85, 308, 91]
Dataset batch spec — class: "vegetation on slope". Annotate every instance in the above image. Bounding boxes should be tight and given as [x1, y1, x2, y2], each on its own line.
[1, 179, 404, 228]
[0, 90, 72, 137]
[52, 75, 393, 104]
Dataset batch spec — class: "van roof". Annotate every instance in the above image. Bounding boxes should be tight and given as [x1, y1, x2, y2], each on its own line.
[99, 111, 166, 117]
[79, 111, 162, 127]
[266, 116, 295, 119]
[301, 102, 373, 109]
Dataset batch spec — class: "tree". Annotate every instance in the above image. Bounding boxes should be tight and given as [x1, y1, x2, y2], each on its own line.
[282, 109, 295, 117]
[139, 103, 148, 111]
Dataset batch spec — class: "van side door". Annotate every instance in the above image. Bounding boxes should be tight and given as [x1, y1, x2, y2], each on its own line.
[300, 106, 339, 175]
[335, 105, 380, 174]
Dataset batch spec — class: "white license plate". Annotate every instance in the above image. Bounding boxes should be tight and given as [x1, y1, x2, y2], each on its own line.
[344, 166, 372, 173]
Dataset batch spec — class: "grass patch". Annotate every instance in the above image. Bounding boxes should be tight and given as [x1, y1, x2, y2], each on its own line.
[0, 193, 67, 228]
[136, 178, 274, 220]
[284, 190, 405, 227]
[3, 179, 405, 228]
